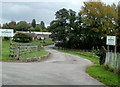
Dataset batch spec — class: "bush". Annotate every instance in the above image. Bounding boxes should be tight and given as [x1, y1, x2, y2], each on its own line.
[13, 33, 32, 42]
[94, 46, 106, 65]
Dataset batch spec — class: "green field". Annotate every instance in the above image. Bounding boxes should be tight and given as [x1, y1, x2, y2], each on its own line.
[1, 40, 53, 60]
[57, 49, 120, 87]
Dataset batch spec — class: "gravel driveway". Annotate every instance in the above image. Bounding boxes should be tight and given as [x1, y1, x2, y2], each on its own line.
[1, 45, 105, 85]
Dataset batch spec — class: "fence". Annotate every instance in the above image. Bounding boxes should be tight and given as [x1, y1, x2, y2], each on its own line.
[105, 52, 120, 73]
[9, 43, 41, 59]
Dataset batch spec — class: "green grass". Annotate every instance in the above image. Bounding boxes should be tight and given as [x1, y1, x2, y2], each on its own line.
[1, 40, 16, 60]
[58, 50, 99, 64]
[39, 40, 54, 45]
[57, 49, 120, 87]
[86, 65, 120, 87]
[20, 49, 48, 59]
[13, 40, 54, 45]
[1, 40, 52, 60]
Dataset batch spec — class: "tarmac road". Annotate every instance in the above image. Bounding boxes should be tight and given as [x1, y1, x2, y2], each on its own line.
[1, 45, 105, 85]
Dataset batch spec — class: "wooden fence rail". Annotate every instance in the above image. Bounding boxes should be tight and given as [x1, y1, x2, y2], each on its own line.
[105, 52, 120, 73]
[9, 43, 41, 59]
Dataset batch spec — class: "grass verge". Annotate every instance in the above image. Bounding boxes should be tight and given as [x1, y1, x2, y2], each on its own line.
[58, 50, 99, 64]
[20, 49, 48, 59]
[57, 49, 120, 87]
[1, 40, 52, 60]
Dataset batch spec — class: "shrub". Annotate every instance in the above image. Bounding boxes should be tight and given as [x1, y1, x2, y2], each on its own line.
[13, 33, 32, 42]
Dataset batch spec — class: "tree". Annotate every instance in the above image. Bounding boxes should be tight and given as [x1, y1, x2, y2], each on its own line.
[40, 21, 46, 29]
[9, 21, 16, 29]
[118, 2, 120, 52]
[80, 1, 118, 50]
[2, 23, 9, 29]
[32, 19, 36, 28]
[35, 25, 42, 31]
[49, 8, 82, 49]
[16, 21, 29, 31]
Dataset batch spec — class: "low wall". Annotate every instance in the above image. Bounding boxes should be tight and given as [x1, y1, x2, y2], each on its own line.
[1, 52, 51, 63]
[19, 52, 51, 62]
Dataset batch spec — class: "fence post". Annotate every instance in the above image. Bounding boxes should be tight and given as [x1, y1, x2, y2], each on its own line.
[0, 37, 2, 57]
[15, 47, 20, 60]
[9, 42, 14, 57]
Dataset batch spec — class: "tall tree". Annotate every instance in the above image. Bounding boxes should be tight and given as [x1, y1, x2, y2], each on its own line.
[2, 23, 9, 29]
[9, 21, 16, 29]
[49, 8, 82, 49]
[80, 1, 118, 49]
[35, 25, 42, 31]
[40, 21, 46, 30]
[32, 19, 36, 28]
[16, 21, 29, 31]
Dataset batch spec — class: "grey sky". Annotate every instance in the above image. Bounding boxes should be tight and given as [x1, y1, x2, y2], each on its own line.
[1, 0, 119, 27]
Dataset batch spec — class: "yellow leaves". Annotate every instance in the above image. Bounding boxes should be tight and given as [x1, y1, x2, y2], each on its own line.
[85, 19, 93, 24]
[102, 26, 107, 31]
[80, 11, 84, 15]
[92, 28, 99, 32]
[81, 1, 118, 19]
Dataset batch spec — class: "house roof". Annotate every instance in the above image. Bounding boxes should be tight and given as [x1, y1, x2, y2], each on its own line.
[26, 32, 51, 35]
[25, 33, 37, 37]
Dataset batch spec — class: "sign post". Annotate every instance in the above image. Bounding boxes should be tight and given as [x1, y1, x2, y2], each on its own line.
[0, 29, 14, 56]
[106, 36, 116, 46]
[0, 37, 2, 56]
[106, 36, 117, 53]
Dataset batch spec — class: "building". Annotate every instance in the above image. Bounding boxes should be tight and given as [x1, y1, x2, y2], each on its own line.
[26, 32, 52, 40]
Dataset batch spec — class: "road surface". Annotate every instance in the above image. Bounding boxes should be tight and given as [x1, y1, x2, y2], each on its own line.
[1, 45, 105, 85]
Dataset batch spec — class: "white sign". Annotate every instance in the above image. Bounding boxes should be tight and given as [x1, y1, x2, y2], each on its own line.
[106, 36, 116, 46]
[0, 29, 14, 37]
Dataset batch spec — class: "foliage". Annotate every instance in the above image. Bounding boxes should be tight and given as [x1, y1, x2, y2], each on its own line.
[29, 27, 34, 31]
[49, 1, 119, 52]
[2, 21, 17, 32]
[15, 21, 30, 31]
[40, 21, 46, 29]
[49, 8, 82, 49]
[32, 19, 36, 28]
[80, 1, 118, 50]
[35, 25, 42, 31]
[13, 33, 32, 42]
[93, 46, 106, 65]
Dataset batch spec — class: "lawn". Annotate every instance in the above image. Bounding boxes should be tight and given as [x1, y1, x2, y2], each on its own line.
[58, 50, 99, 64]
[57, 49, 120, 87]
[1, 40, 53, 60]
[20, 49, 48, 59]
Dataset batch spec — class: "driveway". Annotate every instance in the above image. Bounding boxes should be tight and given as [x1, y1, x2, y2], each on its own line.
[1, 45, 105, 85]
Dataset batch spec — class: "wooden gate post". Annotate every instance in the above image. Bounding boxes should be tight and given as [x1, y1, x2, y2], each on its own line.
[0, 37, 2, 56]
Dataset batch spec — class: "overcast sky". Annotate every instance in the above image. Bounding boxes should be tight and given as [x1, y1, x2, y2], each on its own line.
[0, 0, 119, 27]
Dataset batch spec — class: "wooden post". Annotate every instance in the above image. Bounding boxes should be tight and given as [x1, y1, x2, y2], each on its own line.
[16, 47, 20, 60]
[107, 45, 109, 52]
[114, 45, 117, 54]
[0, 37, 2, 56]
[114, 45, 118, 72]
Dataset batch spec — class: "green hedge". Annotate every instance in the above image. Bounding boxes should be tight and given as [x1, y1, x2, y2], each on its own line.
[13, 33, 32, 42]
